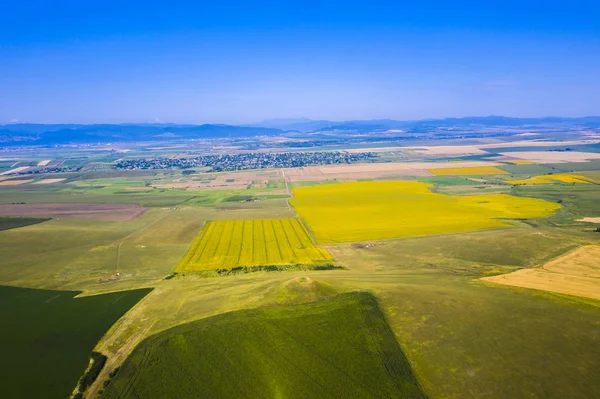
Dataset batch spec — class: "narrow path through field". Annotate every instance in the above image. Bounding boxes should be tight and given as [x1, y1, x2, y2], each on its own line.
[282, 168, 322, 245]
[281, 168, 292, 210]
[115, 210, 173, 273]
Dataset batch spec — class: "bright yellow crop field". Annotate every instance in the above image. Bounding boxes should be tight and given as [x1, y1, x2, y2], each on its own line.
[428, 166, 509, 175]
[290, 181, 560, 243]
[176, 218, 332, 272]
[506, 173, 600, 185]
[505, 160, 535, 165]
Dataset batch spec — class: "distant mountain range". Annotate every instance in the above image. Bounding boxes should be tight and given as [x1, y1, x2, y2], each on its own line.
[252, 116, 600, 133]
[0, 124, 283, 146]
[1, 116, 599, 146]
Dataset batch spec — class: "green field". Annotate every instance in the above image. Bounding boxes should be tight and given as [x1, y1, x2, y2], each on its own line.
[0, 216, 49, 231]
[0, 285, 150, 399]
[176, 218, 332, 271]
[101, 292, 427, 399]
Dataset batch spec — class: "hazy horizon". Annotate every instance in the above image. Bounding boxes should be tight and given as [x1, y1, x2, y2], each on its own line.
[2, 1, 599, 124]
[3, 114, 600, 127]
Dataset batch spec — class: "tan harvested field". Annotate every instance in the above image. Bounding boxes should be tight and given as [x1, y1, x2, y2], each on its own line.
[0, 203, 148, 221]
[0, 179, 32, 186]
[407, 145, 487, 155]
[345, 146, 409, 153]
[577, 217, 600, 223]
[37, 159, 52, 166]
[481, 139, 600, 149]
[500, 151, 600, 163]
[0, 166, 30, 175]
[346, 139, 600, 157]
[482, 246, 600, 300]
[32, 178, 66, 184]
[283, 161, 502, 182]
[154, 170, 280, 190]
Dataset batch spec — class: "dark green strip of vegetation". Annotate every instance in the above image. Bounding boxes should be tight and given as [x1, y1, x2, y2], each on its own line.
[0, 217, 50, 231]
[224, 194, 255, 202]
[78, 352, 108, 393]
[168, 263, 344, 279]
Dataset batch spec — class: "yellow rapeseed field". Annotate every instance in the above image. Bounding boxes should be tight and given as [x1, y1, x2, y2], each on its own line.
[290, 181, 560, 244]
[428, 166, 509, 176]
[506, 173, 600, 185]
[176, 218, 332, 272]
[505, 160, 535, 165]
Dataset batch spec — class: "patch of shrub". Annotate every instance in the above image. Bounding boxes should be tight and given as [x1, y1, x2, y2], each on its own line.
[78, 351, 107, 393]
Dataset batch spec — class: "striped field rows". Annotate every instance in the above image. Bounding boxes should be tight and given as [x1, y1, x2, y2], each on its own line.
[176, 218, 333, 272]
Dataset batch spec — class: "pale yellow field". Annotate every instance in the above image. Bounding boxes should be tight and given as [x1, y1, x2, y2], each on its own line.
[482, 246, 600, 300]
[290, 181, 560, 244]
[428, 166, 509, 176]
[37, 159, 52, 166]
[498, 151, 600, 163]
[506, 173, 600, 185]
[0, 166, 30, 175]
[176, 218, 332, 272]
[32, 178, 66, 184]
[577, 217, 600, 223]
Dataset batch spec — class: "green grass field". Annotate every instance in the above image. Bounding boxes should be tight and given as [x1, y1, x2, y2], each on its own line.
[0, 216, 49, 231]
[0, 285, 150, 399]
[100, 292, 427, 399]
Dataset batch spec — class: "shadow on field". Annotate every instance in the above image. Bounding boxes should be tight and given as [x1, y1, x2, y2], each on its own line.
[100, 292, 427, 399]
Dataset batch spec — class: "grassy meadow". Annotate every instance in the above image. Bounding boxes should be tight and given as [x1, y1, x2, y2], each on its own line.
[0, 285, 150, 399]
[101, 292, 427, 399]
[176, 218, 332, 272]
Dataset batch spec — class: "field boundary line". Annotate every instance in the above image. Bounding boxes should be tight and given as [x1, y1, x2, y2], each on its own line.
[116, 209, 173, 273]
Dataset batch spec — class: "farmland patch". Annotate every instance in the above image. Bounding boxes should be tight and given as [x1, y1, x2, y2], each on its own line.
[482, 246, 600, 300]
[0, 203, 148, 221]
[0, 285, 150, 399]
[175, 218, 333, 272]
[0, 217, 49, 231]
[291, 181, 560, 243]
[428, 166, 509, 176]
[505, 173, 600, 185]
[100, 292, 427, 399]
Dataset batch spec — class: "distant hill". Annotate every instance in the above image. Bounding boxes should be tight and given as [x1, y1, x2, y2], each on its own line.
[247, 118, 335, 133]
[0, 124, 283, 145]
[1, 116, 599, 146]
[252, 116, 600, 133]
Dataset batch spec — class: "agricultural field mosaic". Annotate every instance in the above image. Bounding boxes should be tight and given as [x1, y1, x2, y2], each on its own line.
[176, 218, 332, 272]
[428, 166, 509, 176]
[505, 173, 600, 185]
[291, 181, 561, 243]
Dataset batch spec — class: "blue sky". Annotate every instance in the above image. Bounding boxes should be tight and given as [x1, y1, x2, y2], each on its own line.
[1, 1, 599, 124]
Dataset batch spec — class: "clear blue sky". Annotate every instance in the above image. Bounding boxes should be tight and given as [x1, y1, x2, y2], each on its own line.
[1, 1, 599, 124]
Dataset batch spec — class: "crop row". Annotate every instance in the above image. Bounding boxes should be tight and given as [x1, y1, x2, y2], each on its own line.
[176, 218, 332, 272]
